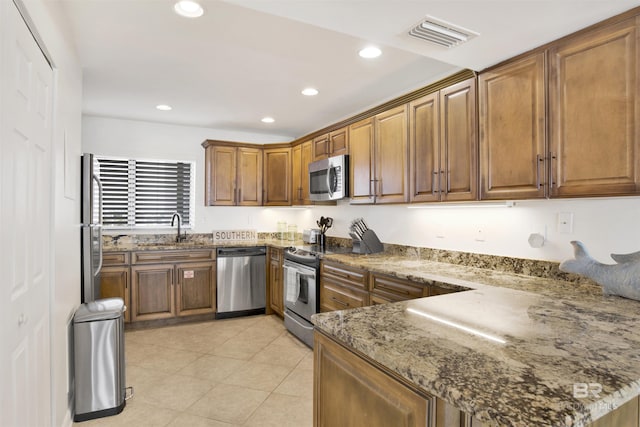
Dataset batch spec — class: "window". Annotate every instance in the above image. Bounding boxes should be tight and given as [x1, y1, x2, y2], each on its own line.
[95, 156, 195, 229]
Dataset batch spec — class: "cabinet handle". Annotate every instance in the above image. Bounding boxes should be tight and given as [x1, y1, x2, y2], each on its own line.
[439, 170, 446, 194]
[238, 188, 242, 202]
[378, 178, 382, 197]
[550, 152, 557, 188]
[432, 171, 439, 195]
[369, 179, 378, 197]
[536, 154, 544, 190]
[331, 297, 349, 307]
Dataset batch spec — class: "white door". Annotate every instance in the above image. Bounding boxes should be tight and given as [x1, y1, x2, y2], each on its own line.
[0, 1, 54, 426]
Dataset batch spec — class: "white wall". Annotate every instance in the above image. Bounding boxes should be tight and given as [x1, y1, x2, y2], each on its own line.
[19, 0, 83, 425]
[83, 117, 640, 265]
[302, 197, 640, 262]
[82, 115, 301, 233]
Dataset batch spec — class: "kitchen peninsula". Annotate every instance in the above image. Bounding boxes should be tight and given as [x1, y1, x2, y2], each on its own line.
[312, 252, 640, 427]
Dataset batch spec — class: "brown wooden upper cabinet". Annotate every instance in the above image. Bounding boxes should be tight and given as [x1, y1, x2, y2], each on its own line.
[409, 78, 477, 203]
[548, 16, 640, 197]
[312, 127, 349, 161]
[263, 146, 292, 206]
[479, 52, 547, 200]
[203, 142, 263, 206]
[291, 140, 313, 205]
[349, 105, 409, 204]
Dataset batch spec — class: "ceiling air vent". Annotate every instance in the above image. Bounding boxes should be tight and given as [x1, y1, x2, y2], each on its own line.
[408, 16, 478, 48]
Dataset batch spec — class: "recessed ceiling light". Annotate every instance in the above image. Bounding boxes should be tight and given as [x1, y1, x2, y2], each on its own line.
[261, 117, 275, 123]
[301, 88, 319, 96]
[156, 104, 172, 111]
[174, 1, 204, 18]
[359, 46, 382, 59]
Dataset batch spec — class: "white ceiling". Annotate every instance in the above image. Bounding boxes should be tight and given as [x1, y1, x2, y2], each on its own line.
[58, 0, 640, 141]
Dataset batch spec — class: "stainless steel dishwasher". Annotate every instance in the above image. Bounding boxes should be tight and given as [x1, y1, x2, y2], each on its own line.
[216, 246, 267, 318]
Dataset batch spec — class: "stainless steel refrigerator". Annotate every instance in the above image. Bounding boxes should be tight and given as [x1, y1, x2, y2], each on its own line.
[81, 153, 103, 303]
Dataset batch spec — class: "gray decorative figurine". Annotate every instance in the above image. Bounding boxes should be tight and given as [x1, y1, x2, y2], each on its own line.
[560, 240, 640, 301]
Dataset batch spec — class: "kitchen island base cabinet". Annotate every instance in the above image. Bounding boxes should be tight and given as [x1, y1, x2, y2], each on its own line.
[314, 331, 432, 427]
[314, 332, 640, 427]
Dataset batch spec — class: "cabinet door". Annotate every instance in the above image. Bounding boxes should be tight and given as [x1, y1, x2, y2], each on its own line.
[440, 78, 478, 202]
[349, 118, 375, 204]
[312, 133, 330, 161]
[300, 141, 312, 204]
[291, 143, 303, 204]
[176, 262, 215, 317]
[131, 264, 175, 321]
[329, 127, 349, 156]
[409, 93, 441, 203]
[549, 17, 640, 197]
[375, 105, 409, 204]
[237, 147, 263, 206]
[314, 332, 431, 427]
[263, 147, 292, 206]
[99, 266, 131, 323]
[205, 145, 237, 206]
[291, 141, 312, 205]
[479, 52, 547, 200]
[268, 248, 283, 316]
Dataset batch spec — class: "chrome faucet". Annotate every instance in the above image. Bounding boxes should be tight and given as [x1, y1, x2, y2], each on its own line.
[170, 212, 187, 243]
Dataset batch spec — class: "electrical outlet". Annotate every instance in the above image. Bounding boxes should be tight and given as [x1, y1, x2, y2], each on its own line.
[557, 212, 574, 233]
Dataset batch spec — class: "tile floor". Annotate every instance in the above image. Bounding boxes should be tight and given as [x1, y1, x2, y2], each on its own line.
[75, 315, 313, 427]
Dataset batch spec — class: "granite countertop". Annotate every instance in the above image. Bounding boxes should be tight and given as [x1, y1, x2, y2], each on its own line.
[313, 252, 640, 427]
[103, 237, 298, 252]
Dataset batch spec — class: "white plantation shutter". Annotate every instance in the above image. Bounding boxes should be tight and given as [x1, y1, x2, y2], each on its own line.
[96, 157, 194, 228]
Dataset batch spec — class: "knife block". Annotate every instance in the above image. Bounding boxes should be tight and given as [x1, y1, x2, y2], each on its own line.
[350, 229, 384, 254]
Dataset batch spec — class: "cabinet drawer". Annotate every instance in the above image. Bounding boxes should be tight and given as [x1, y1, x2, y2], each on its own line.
[370, 273, 425, 300]
[321, 281, 369, 312]
[321, 261, 368, 290]
[429, 283, 459, 296]
[102, 251, 130, 266]
[132, 249, 215, 264]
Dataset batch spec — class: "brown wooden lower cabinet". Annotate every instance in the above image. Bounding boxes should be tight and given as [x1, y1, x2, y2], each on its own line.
[176, 262, 216, 317]
[131, 264, 176, 322]
[315, 331, 640, 427]
[130, 250, 216, 323]
[320, 280, 369, 311]
[268, 247, 284, 317]
[314, 331, 432, 427]
[320, 261, 370, 312]
[99, 266, 131, 323]
[99, 251, 131, 322]
[370, 272, 427, 303]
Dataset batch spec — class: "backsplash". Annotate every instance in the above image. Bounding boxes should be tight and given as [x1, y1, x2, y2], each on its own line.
[103, 233, 596, 286]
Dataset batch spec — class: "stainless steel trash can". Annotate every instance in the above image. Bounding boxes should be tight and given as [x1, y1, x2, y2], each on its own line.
[73, 298, 128, 422]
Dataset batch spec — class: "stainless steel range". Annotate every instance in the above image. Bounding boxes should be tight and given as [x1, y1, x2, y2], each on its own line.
[283, 247, 321, 348]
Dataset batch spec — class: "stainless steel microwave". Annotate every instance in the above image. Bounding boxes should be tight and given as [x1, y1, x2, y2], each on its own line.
[309, 154, 349, 201]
